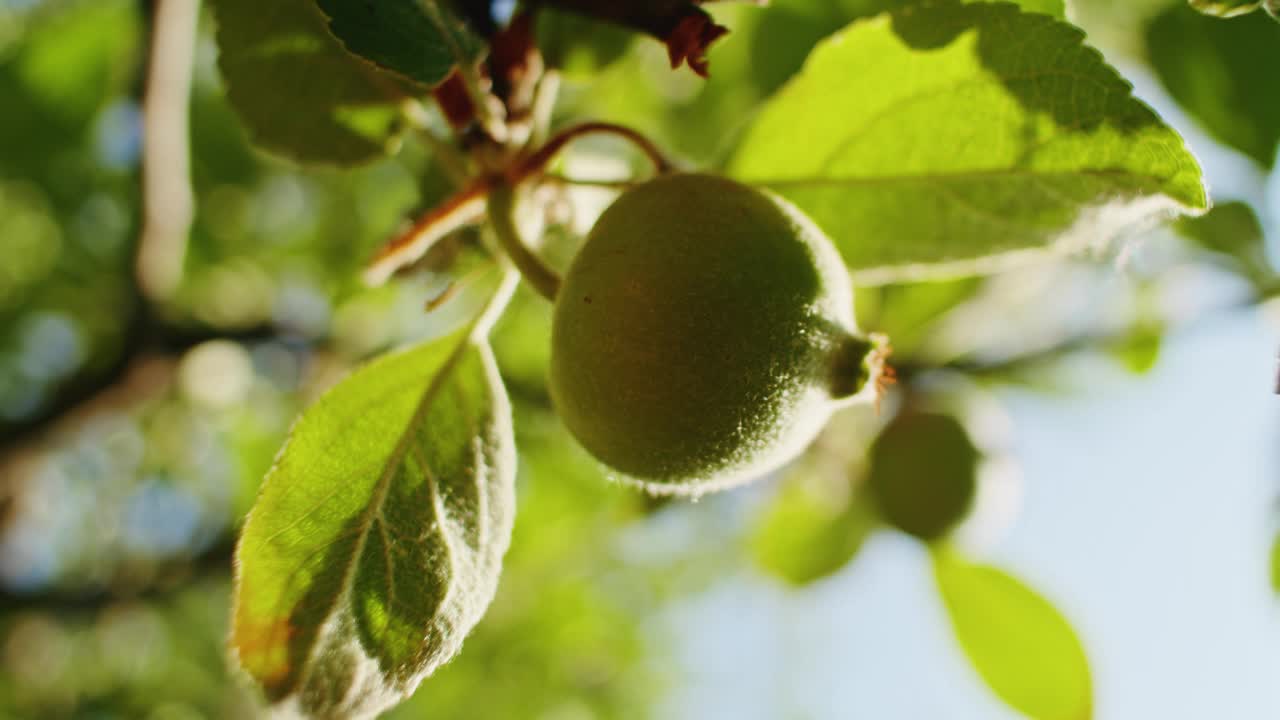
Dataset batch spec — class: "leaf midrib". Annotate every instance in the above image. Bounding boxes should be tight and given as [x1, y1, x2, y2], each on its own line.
[748, 167, 1173, 191]
[294, 330, 474, 693]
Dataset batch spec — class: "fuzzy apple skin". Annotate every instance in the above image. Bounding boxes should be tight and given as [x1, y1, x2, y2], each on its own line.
[550, 173, 875, 494]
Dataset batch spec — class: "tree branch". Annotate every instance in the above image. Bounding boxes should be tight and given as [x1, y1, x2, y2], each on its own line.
[135, 0, 200, 301]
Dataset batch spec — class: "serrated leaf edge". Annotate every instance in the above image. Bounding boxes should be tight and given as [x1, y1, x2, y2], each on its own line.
[228, 272, 519, 717]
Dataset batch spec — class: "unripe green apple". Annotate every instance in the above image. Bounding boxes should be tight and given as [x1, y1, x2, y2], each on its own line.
[867, 409, 978, 541]
[549, 173, 883, 494]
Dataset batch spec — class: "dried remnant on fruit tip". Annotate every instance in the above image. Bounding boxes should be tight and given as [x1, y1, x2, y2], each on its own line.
[549, 173, 876, 496]
[665, 13, 729, 77]
[828, 332, 892, 403]
[536, 1, 729, 76]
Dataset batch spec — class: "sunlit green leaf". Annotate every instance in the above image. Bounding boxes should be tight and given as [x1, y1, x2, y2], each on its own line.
[211, 0, 411, 164]
[933, 549, 1093, 720]
[231, 328, 516, 719]
[730, 1, 1207, 284]
[1147, 5, 1280, 167]
[1188, 0, 1280, 19]
[314, 0, 485, 88]
[868, 410, 978, 541]
[751, 473, 878, 586]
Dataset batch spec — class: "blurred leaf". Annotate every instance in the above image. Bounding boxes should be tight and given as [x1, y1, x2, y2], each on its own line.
[1003, 0, 1067, 15]
[1147, 5, 1280, 168]
[231, 328, 516, 719]
[867, 410, 978, 541]
[751, 474, 878, 586]
[1108, 321, 1163, 374]
[831, 0, 1066, 21]
[211, 0, 411, 164]
[1271, 530, 1280, 593]
[1269, 530, 1280, 591]
[535, 6, 633, 77]
[1189, 0, 1280, 19]
[12, 0, 139, 129]
[855, 277, 981, 359]
[730, 1, 1207, 284]
[1176, 200, 1274, 285]
[314, 0, 485, 87]
[0, 0, 139, 184]
[933, 548, 1093, 720]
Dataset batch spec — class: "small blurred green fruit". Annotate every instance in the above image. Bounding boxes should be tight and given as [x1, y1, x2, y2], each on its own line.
[549, 173, 884, 495]
[867, 410, 978, 541]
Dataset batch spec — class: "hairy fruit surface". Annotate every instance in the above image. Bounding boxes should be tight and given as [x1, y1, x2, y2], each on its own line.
[550, 173, 880, 494]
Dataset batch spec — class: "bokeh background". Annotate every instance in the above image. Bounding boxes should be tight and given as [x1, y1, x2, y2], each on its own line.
[1, 0, 1277, 718]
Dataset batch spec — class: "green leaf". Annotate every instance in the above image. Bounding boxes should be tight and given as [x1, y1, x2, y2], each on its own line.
[729, 1, 1207, 284]
[751, 473, 878, 586]
[1177, 201, 1273, 285]
[1108, 321, 1163, 374]
[314, 0, 485, 88]
[1188, 0, 1280, 19]
[1147, 5, 1280, 167]
[833, 0, 1066, 21]
[958, 0, 1066, 17]
[1004, 0, 1066, 16]
[11, 0, 139, 129]
[933, 549, 1093, 720]
[211, 0, 411, 165]
[855, 277, 981, 359]
[1271, 531, 1280, 593]
[231, 328, 516, 719]
[535, 6, 633, 77]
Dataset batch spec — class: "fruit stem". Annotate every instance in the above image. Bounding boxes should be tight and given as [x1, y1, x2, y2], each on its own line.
[486, 182, 562, 302]
[511, 122, 675, 181]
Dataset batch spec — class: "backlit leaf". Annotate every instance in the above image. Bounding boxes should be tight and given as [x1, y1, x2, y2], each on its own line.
[933, 548, 1092, 720]
[730, 1, 1207, 284]
[1108, 321, 1163, 375]
[751, 474, 878, 586]
[211, 0, 411, 164]
[231, 325, 516, 719]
